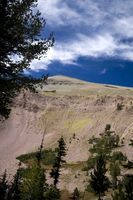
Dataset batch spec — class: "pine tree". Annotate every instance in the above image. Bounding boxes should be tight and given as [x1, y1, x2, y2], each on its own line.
[112, 181, 126, 200]
[71, 187, 80, 200]
[90, 155, 109, 200]
[112, 174, 133, 200]
[50, 136, 66, 187]
[44, 185, 60, 200]
[110, 161, 120, 189]
[123, 174, 133, 200]
[19, 164, 46, 200]
[0, 170, 8, 200]
[0, 0, 54, 119]
[88, 125, 120, 170]
[7, 165, 22, 200]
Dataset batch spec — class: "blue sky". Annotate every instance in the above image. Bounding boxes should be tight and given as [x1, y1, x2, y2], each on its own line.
[28, 0, 133, 87]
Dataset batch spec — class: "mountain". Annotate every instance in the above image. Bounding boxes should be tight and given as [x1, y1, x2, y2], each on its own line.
[0, 75, 133, 192]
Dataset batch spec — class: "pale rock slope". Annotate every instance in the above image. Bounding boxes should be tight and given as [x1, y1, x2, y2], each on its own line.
[0, 75, 133, 191]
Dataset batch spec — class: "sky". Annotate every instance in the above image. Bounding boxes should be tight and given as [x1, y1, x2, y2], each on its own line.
[28, 0, 133, 87]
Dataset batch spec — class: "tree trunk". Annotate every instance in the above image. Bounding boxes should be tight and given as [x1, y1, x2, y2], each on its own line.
[98, 192, 102, 200]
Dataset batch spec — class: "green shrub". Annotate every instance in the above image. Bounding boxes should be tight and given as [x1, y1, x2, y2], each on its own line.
[111, 151, 127, 162]
[44, 186, 60, 200]
[117, 103, 124, 110]
[122, 161, 133, 169]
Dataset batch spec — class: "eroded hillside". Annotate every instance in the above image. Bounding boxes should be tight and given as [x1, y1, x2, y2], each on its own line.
[0, 76, 133, 192]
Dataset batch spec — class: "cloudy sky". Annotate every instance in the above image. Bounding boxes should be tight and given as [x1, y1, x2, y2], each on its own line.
[29, 0, 133, 87]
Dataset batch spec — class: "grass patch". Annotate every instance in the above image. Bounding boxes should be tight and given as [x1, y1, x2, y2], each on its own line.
[16, 149, 57, 166]
[40, 108, 91, 134]
[64, 161, 87, 170]
[41, 91, 57, 97]
[40, 109, 67, 132]
[64, 117, 91, 132]
[60, 189, 96, 200]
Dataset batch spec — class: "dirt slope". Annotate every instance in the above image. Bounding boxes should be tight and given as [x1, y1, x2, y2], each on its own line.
[0, 76, 133, 190]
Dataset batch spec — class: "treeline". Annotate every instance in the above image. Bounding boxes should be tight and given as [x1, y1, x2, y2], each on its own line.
[1, 126, 133, 200]
[0, 136, 66, 200]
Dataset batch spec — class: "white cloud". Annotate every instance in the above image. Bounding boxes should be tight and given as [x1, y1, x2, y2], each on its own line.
[30, 58, 50, 71]
[121, 51, 133, 61]
[30, 0, 133, 71]
[114, 17, 133, 38]
[72, 34, 117, 57]
[30, 33, 117, 70]
[37, 0, 81, 27]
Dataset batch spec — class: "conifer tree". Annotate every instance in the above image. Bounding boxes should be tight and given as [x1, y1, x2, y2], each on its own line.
[112, 174, 133, 200]
[88, 125, 120, 170]
[90, 155, 109, 200]
[0, 170, 8, 200]
[44, 185, 60, 200]
[7, 165, 22, 200]
[0, 0, 54, 119]
[110, 161, 120, 189]
[71, 187, 80, 200]
[123, 174, 133, 200]
[111, 181, 126, 200]
[50, 136, 66, 187]
[19, 164, 46, 200]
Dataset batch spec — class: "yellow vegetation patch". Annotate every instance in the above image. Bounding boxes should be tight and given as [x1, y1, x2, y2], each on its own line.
[41, 91, 57, 97]
[40, 109, 65, 132]
[64, 117, 91, 132]
[40, 108, 91, 135]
